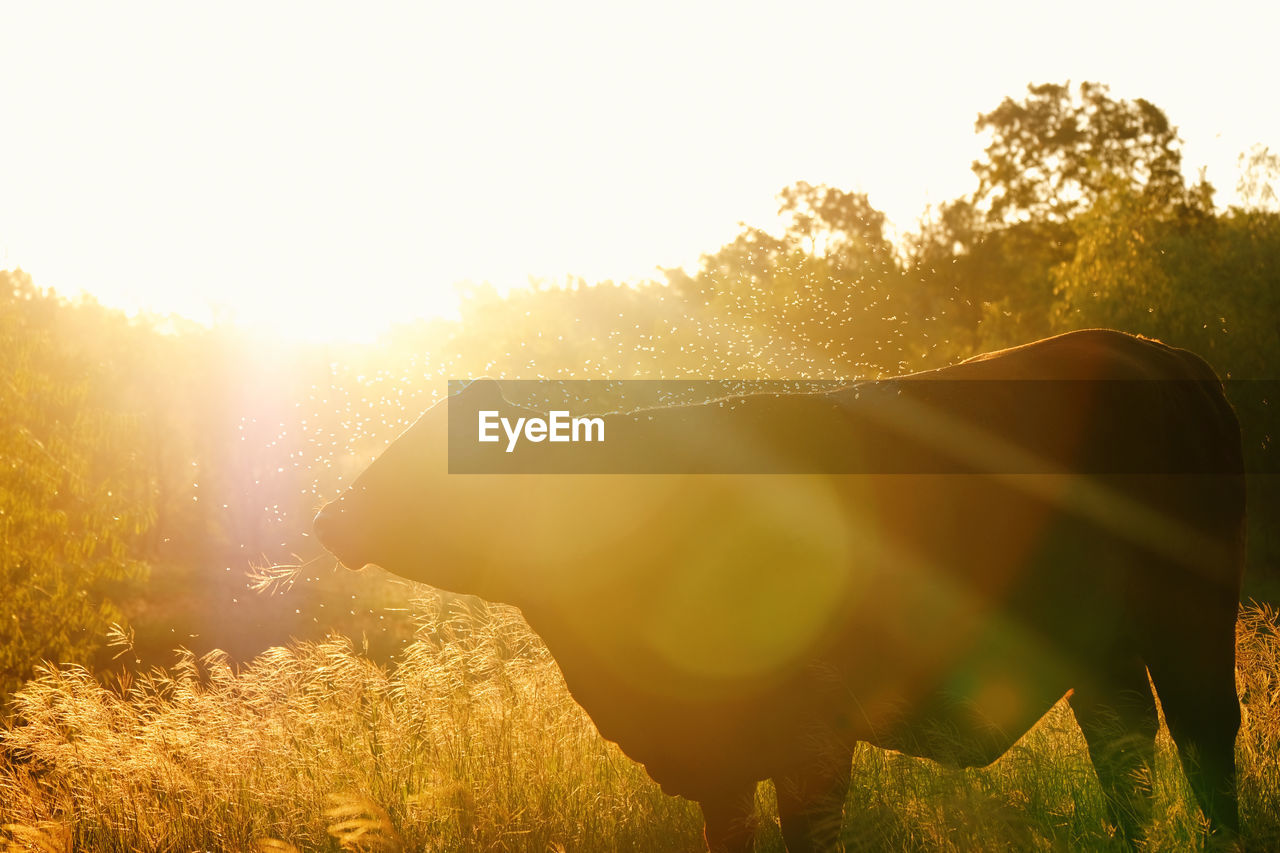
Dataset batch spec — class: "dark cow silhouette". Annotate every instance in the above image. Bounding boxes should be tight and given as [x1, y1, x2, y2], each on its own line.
[314, 330, 1245, 851]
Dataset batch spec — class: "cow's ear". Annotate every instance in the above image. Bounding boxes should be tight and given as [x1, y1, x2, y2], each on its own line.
[453, 378, 509, 408]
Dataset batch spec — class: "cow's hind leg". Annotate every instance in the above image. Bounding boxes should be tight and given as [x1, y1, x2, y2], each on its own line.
[775, 754, 851, 853]
[701, 783, 758, 853]
[1144, 604, 1241, 844]
[1069, 654, 1158, 848]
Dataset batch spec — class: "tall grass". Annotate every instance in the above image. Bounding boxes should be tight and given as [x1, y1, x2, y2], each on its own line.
[2, 598, 1278, 852]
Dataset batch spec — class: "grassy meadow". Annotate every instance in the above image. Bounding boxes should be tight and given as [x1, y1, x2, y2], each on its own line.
[2, 593, 1279, 852]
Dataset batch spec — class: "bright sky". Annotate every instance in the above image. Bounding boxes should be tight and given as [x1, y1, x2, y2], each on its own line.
[1, 2, 1275, 341]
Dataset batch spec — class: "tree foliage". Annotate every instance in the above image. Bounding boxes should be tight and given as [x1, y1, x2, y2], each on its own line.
[0, 271, 152, 701]
[1237, 144, 1280, 212]
[663, 182, 946, 377]
[973, 81, 1187, 226]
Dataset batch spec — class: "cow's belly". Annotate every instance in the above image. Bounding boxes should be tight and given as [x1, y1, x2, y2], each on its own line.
[845, 627, 1076, 768]
[549, 596, 1080, 799]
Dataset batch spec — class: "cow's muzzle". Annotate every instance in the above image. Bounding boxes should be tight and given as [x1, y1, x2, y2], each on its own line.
[313, 503, 367, 570]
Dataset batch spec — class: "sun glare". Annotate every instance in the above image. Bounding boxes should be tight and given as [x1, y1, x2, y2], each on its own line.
[0, 2, 1275, 343]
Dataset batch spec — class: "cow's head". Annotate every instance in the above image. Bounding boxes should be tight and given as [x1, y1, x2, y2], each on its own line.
[312, 380, 515, 596]
[314, 378, 861, 683]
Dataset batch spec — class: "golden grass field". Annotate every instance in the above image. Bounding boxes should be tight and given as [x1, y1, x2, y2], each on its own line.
[2, 596, 1278, 852]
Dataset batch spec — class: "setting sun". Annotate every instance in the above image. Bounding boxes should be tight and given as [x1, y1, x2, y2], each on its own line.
[1, 2, 1276, 340]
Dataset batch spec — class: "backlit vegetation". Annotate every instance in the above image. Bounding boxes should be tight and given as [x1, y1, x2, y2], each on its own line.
[1, 82, 1278, 848]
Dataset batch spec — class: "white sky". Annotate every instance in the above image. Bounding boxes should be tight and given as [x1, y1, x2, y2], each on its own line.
[1, 1, 1275, 340]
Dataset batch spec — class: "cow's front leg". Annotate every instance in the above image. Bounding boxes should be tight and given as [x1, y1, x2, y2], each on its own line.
[700, 783, 758, 853]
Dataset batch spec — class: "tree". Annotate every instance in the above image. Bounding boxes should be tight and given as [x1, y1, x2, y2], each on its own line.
[1049, 175, 1278, 377]
[776, 182, 895, 276]
[1236, 143, 1280, 212]
[972, 81, 1186, 227]
[1049, 183, 1179, 337]
[663, 183, 925, 377]
[907, 82, 1208, 354]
